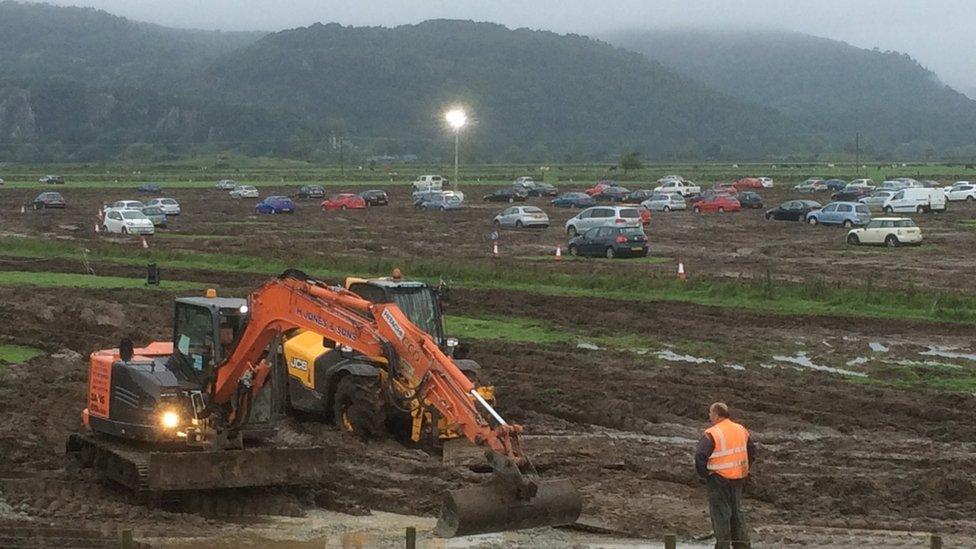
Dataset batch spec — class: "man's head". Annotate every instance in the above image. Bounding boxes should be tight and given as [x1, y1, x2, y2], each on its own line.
[708, 402, 730, 424]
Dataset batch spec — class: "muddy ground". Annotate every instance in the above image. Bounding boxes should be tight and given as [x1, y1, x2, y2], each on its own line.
[1, 182, 975, 546]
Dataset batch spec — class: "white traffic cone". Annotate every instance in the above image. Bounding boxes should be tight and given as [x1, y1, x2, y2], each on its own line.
[492, 242, 499, 256]
[94, 223, 100, 233]
[677, 259, 687, 281]
[20, 204, 26, 214]
[555, 245, 562, 261]
[141, 236, 149, 249]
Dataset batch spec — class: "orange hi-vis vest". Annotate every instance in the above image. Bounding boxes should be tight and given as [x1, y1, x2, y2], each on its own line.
[705, 419, 750, 480]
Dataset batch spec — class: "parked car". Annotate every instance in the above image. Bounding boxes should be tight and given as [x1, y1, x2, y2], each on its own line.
[359, 189, 389, 206]
[653, 179, 700, 196]
[568, 226, 648, 259]
[141, 206, 168, 227]
[215, 179, 237, 190]
[806, 202, 871, 227]
[145, 198, 181, 215]
[945, 182, 976, 202]
[737, 191, 763, 209]
[794, 178, 825, 192]
[32, 191, 65, 209]
[297, 185, 326, 199]
[584, 180, 619, 196]
[525, 182, 558, 197]
[493, 206, 550, 228]
[102, 208, 155, 235]
[765, 200, 822, 221]
[831, 187, 872, 202]
[848, 179, 875, 189]
[0, 178, 5, 185]
[483, 188, 527, 202]
[878, 180, 911, 192]
[758, 177, 774, 188]
[846, 218, 923, 247]
[109, 200, 145, 211]
[624, 190, 655, 203]
[641, 192, 687, 212]
[565, 205, 642, 236]
[858, 191, 896, 210]
[512, 177, 538, 194]
[824, 179, 848, 192]
[256, 196, 295, 214]
[322, 193, 366, 211]
[657, 175, 685, 184]
[412, 190, 444, 206]
[732, 177, 763, 191]
[593, 186, 631, 202]
[693, 194, 741, 213]
[229, 185, 259, 199]
[137, 183, 161, 194]
[39, 175, 64, 184]
[418, 194, 463, 211]
[551, 192, 596, 209]
[882, 187, 947, 213]
[412, 175, 447, 193]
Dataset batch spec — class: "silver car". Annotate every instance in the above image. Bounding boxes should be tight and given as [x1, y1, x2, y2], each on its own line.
[216, 179, 237, 190]
[565, 205, 642, 236]
[146, 197, 181, 215]
[641, 192, 686, 212]
[858, 190, 895, 210]
[230, 185, 259, 199]
[141, 206, 168, 227]
[493, 206, 550, 228]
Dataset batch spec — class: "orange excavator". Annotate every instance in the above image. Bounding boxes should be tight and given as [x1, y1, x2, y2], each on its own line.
[67, 270, 581, 536]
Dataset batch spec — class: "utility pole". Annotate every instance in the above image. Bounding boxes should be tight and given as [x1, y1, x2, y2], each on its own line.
[339, 136, 344, 178]
[453, 130, 460, 192]
[855, 132, 860, 176]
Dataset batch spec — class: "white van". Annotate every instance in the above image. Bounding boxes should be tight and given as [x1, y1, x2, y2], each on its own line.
[882, 187, 946, 214]
[413, 175, 446, 192]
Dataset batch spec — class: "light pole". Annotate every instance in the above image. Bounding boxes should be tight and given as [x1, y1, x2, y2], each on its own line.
[445, 108, 467, 192]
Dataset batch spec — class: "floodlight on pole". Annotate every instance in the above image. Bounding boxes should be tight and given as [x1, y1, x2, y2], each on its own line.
[445, 108, 467, 191]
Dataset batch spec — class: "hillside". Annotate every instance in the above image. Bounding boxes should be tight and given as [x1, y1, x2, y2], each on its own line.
[202, 20, 802, 161]
[606, 29, 976, 158]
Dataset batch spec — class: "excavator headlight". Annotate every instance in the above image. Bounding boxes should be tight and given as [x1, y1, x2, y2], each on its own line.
[159, 410, 180, 430]
[239, 304, 249, 314]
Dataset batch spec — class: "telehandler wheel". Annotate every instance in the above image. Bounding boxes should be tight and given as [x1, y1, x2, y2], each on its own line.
[333, 375, 386, 439]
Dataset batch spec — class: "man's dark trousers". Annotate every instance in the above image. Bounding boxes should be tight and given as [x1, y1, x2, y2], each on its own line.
[707, 475, 750, 549]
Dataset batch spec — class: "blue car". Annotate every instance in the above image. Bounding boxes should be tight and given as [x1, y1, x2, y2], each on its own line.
[419, 195, 463, 211]
[256, 195, 295, 214]
[805, 201, 870, 227]
[551, 192, 596, 208]
[824, 179, 848, 192]
[137, 183, 161, 194]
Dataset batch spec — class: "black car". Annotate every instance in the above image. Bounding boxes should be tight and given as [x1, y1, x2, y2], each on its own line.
[33, 191, 65, 209]
[137, 183, 161, 194]
[831, 188, 871, 202]
[625, 189, 656, 203]
[359, 189, 389, 206]
[526, 182, 558, 197]
[737, 192, 764, 209]
[297, 185, 326, 199]
[824, 179, 848, 192]
[567, 226, 648, 259]
[483, 188, 528, 202]
[765, 200, 822, 221]
[594, 186, 631, 202]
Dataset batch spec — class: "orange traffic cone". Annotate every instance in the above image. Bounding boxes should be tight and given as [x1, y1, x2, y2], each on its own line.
[555, 245, 562, 261]
[492, 242, 499, 256]
[141, 236, 149, 249]
[677, 259, 687, 281]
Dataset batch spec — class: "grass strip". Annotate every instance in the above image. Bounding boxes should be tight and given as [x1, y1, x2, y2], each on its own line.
[0, 270, 202, 291]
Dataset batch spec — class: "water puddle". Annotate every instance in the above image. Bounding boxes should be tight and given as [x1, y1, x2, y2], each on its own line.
[772, 352, 868, 377]
[723, 363, 746, 371]
[920, 346, 976, 362]
[869, 342, 889, 353]
[576, 341, 601, 351]
[886, 359, 964, 370]
[846, 357, 869, 367]
[655, 349, 715, 364]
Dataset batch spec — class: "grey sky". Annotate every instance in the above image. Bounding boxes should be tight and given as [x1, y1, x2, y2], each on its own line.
[45, 0, 976, 94]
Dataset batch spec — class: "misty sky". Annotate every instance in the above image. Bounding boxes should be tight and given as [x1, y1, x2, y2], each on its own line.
[45, 0, 976, 94]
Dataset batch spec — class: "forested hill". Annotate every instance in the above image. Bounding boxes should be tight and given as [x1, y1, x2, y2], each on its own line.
[606, 28, 976, 158]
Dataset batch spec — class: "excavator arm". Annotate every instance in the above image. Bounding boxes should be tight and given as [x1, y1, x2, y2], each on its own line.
[209, 271, 581, 536]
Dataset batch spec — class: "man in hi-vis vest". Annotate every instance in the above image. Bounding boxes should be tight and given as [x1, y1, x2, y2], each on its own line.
[694, 402, 756, 549]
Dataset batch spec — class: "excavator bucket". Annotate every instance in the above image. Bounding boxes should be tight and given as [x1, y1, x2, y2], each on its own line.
[435, 477, 582, 537]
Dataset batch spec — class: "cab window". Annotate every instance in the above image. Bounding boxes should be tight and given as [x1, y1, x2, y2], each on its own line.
[175, 304, 215, 373]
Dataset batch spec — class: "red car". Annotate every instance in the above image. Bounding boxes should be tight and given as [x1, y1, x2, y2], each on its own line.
[732, 177, 763, 191]
[322, 193, 367, 211]
[693, 194, 741, 213]
[584, 180, 617, 196]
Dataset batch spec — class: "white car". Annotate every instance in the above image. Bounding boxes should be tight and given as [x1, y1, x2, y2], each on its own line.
[758, 177, 774, 188]
[229, 185, 259, 199]
[216, 179, 237, 190]
[846, 218, 922, 247]
[102, 208, 155, 235]
[107, 200, 145, 211]
[146, 197, 181, 215]
[848, 178, 875, 189]
[641, 192, 687, 212]
[945, 182, 976, 202]
[794, 178, 826, 192]
[412, 175, 446, 192]
[858, 190, 895, 210]
[493, 206, 550, 228]
[882, 187, 946, 214]
[565, 205, 642, 236]
[653, 179, 700, 196]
